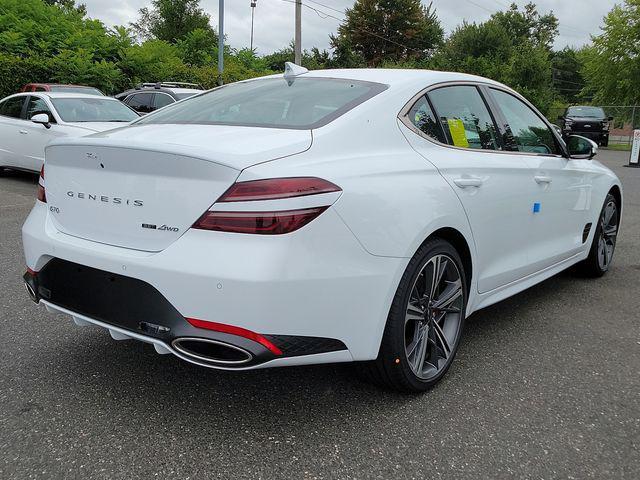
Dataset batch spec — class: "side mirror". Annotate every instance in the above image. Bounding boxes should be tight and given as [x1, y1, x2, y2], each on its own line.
[31, 113, 51, 129]
[608, 116, 614, 121]
[567, 135, 597, 160]
[557, 115, 564, 121]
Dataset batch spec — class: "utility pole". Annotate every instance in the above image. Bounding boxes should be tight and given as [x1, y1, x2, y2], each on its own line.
[218, 0, 224, 85]
[294, 0, 302, 65]
[250, 1, 257, 51]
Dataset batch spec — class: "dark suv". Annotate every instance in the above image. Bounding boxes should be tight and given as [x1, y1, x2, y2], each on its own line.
[558, 106, 612, 147]
[115, 82, 204, 115]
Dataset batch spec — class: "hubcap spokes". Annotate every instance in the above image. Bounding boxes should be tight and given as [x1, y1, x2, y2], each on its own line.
[597, 201, 618, 270]
[405, 254, 464, 380]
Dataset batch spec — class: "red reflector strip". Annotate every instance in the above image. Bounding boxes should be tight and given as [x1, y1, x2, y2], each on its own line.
[186, 318, 283, 356]
[192, 207, 327, 235]
[219, 177, 341, 202]
[37, 165, 46, 203]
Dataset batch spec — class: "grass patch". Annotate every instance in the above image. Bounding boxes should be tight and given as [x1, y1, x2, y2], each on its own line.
[603, 143, 632, 152]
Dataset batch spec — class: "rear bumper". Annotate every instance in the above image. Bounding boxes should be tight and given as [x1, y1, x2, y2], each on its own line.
[22, 201, 405, 366]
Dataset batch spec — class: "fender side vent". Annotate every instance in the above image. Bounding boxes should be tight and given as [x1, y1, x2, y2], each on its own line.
[583, 223, 593, 243]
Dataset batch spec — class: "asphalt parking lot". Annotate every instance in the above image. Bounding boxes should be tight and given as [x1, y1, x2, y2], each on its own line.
[1, 150, 639, 479]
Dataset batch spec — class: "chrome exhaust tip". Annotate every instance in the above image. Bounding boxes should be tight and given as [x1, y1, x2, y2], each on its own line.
[172, 337, 253, 365]
[24, 281, 38, 303]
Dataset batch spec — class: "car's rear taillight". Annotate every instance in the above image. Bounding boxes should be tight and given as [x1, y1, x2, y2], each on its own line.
[193, 207, 328, 234]
[192, 177, 341, 235]
[219, 177, 340, 202]
[37, 166, 46, 203]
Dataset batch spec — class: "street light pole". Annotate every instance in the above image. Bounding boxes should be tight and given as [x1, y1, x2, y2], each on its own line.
[294, 0, 302, 65]
[218, 0, 224, 85]
[250, 1, 257, 51]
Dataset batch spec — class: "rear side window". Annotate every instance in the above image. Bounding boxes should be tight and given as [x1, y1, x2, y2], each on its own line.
[153, 93, 174, 109]
[125, 93, 155, 114]
[0, 96, 26, 119]
[490, 89, 559, 155]
[137, 77, 388, 129]
[407, 96, 446, 143]
[428, 86, 499, 151]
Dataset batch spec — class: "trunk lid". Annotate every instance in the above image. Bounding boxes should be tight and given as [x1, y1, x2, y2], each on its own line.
[44, 125, 312, 251]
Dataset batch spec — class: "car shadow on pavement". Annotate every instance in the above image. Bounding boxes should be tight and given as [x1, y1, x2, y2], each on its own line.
[20, 266, 586, 434]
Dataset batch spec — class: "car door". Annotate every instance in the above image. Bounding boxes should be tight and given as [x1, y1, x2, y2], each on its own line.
[0, 95, 29, 169]
[487, 87, 592, 270]
[20, 95, 68, 172]
[124, 92, 155, 115]
[401, 84, 541, 293]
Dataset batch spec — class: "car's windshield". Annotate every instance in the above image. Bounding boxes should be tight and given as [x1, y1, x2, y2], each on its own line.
[52, 98, 139, 123]
[567, 106, 605, 118]
[49, 86, 104, 96]
[136, 77, 388, 129]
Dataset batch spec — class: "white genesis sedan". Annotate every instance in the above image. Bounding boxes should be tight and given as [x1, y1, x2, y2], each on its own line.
[22, 67, 622, 392]
[0, 92, 139, 173]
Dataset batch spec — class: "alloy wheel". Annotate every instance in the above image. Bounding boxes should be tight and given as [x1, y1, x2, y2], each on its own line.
[404, 254, 464, 381]
[597, 199, 619, 271]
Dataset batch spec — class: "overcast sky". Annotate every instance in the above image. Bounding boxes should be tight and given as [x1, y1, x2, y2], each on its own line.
[82, 0, 616, 54]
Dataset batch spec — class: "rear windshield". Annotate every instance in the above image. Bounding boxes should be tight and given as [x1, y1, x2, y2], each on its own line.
[567, 106, 605, 118]
[52, 98, 139, 123]
[136, 77, 388, 129]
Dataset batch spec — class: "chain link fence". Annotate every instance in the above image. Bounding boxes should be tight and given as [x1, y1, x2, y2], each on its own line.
[547, 106, 640, 148]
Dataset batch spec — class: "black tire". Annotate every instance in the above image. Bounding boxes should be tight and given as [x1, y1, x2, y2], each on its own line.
[579, 193, 619, 277]
[360, 238, 468, 393]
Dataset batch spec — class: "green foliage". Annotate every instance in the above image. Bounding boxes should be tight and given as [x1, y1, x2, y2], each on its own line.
[331, 0, 443, 67]
[131, 0, 214, 43]
[431, 3, 557, 112]
[551, 47, 585, 103]
[0, 0, 272, 98]
[582, 0, 640, 105]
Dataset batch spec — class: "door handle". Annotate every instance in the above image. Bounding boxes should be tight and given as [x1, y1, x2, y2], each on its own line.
[453, 177, 484, 188]
[534, 175, 552, 184]
[19, 130, 28, 134]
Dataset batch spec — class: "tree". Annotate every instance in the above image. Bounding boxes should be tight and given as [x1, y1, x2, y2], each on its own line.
[42, 0, 86, 15]
[331, 0, 443, 67]
[491, 2, 558, 50]
[131, 0, 213, 44]
[432, 3, 558, 112]
[551, 47, 585, 103]
[582, 0, 640, 105]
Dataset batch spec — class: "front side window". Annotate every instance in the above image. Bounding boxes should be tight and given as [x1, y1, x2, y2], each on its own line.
[125, 93, 155, 114]
[26, 96, 55, 122]
[0, 96, 26, 119]
[428, 86, 499, 150]
[137, 77, 388, 129]
[407, 96, 446, 143]
[491, 89, 559, 155]
[51, 98, 139, 123]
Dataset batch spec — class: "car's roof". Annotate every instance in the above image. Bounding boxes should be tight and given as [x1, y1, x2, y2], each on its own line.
[36, 92, 119, 100]
[277, 68, 507, 90]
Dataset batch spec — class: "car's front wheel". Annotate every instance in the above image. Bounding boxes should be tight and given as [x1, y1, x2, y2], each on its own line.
[362, 238, 467, 393]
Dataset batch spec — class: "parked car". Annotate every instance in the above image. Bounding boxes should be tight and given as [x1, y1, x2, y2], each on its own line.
[22, 67, 622, 392]
[558, 106, 612, 147]
[21, 83, 105, 96]
[115, 82, 204, 115]
[0, 92, 139, 173]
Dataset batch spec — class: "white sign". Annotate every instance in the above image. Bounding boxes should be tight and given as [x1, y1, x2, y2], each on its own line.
[630, 130, 640, 165]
